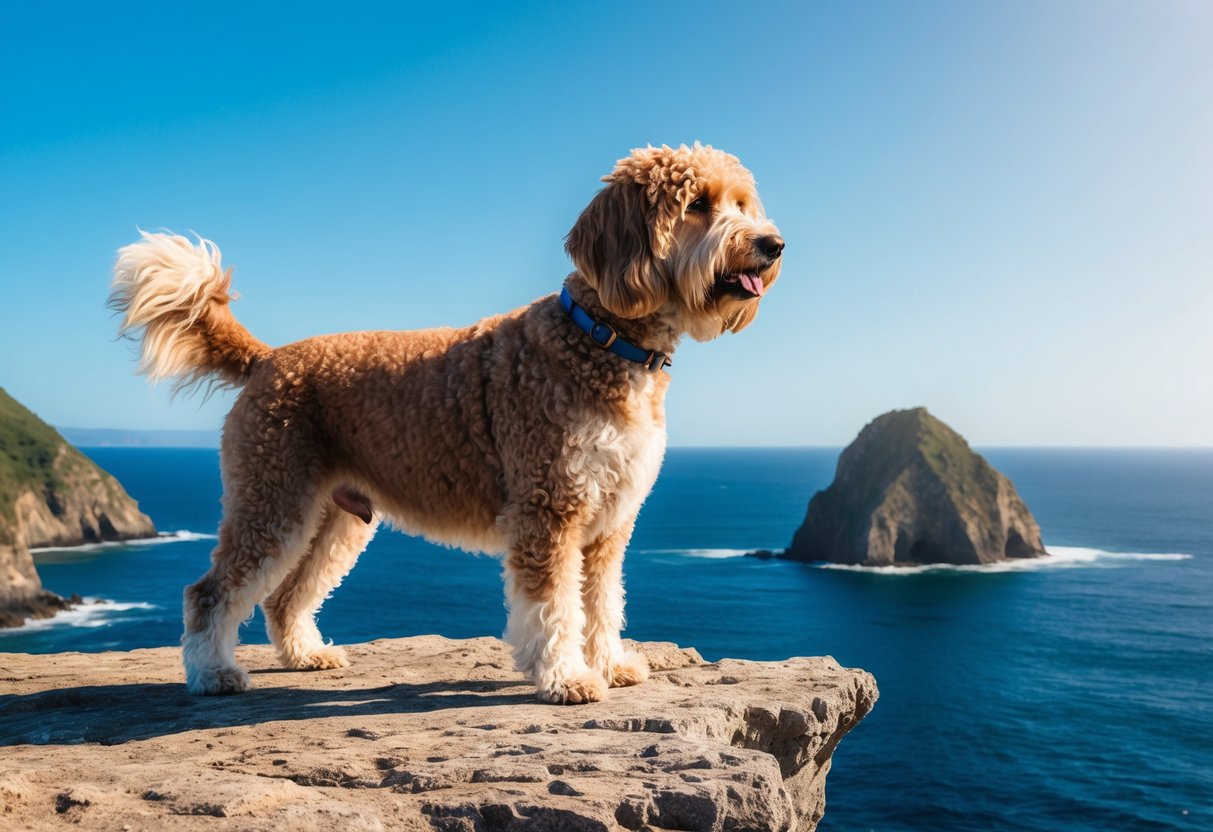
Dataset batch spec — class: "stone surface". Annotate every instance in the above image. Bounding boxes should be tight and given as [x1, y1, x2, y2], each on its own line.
[0, 635, 877, 831]
[786, 407, 1045, 566]
[0, 387, 156, 627]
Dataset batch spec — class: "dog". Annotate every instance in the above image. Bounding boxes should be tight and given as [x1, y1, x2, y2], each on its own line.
[109, 144, 783, 704]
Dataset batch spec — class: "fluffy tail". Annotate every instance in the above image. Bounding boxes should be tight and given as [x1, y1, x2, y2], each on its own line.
[110, 231, 270, 395]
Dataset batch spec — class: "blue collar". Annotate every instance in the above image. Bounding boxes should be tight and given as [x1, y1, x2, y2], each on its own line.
[560, 286, 672, 374]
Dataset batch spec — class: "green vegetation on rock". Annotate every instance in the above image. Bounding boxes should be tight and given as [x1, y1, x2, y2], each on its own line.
[1, 388, 157, 625]
[0, 387, 68, 543]
[0, 387, 128, 544]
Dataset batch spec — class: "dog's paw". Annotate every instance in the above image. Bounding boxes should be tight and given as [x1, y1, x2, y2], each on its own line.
[536, 671, 608, 705]
[188, 665, 251, 695]
[303, 646, 350, 670]
[284, 646, 349, 671]
[605, 651, 650, 688]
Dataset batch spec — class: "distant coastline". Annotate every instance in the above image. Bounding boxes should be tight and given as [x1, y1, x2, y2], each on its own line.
[57, 427, 220, 448]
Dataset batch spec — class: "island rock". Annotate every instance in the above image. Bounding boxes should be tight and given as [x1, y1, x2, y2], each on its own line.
[786, 408, 1045, 566]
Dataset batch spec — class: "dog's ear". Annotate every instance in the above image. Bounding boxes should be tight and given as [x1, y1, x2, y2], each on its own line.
[565, 182, 669, 319]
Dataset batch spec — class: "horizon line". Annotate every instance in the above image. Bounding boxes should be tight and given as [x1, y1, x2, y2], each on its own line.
[59, 426, 1213, 453]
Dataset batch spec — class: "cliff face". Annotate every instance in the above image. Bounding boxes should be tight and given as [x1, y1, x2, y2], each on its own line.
[0, 636, 877, 831]
[787, 408, 1045, 566]
[0, 543, 76, 628]
[0, 387, 156, 627]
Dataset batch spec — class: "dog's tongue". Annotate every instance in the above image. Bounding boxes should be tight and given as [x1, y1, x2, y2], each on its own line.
[739, 272, 764, 297]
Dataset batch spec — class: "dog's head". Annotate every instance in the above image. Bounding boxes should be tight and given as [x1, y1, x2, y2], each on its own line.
[565, 143, 783, 341]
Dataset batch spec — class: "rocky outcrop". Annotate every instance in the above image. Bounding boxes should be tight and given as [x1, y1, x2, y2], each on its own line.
[786, 408, 1045, 566]
[0, 387, 156, 627]
[0, 577, 80, 629]
[0, 635, 877, 831]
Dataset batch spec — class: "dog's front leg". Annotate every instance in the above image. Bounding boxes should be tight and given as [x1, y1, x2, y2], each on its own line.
[504, 520, 606, 705]
[582, 524, 650, 688]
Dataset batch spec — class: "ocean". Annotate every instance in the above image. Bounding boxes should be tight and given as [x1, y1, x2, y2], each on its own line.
[4, 447, 1210, 831]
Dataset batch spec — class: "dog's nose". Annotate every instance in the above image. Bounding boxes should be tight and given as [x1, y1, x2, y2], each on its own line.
[756, 235, 785, 259]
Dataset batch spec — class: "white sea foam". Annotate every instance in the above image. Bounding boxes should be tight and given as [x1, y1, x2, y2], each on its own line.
[631, 544, 1195, 571]
[641, 548, 753, 559]
[31, 529, 216, 554]
[812, 545, 1193, 575]
[5, 599, 158, 633]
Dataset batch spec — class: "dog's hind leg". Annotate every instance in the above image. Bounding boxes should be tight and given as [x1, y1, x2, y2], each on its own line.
[181, 444, 326, 695]
[581, 523, 649, 689]
[262, 502, 378, 671]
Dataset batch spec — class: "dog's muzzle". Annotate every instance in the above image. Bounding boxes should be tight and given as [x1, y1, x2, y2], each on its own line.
[715, 235, 784, 299]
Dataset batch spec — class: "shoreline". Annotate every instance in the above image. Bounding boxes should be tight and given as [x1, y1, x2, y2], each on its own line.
[0, 589, 82, 630]
[0, 596, 159, 635]
[5, 531, 207, 632]
[30, 529, 216, 555]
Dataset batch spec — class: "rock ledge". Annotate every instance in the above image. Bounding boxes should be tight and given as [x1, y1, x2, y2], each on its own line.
[0, 636, 876, 831]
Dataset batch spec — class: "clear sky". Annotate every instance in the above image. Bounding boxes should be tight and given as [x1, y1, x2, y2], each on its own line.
[1, 1, 1210, 446]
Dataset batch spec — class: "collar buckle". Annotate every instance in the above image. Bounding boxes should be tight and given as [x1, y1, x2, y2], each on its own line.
[643, 351, 671, 373]
[589, 322, 618, 349]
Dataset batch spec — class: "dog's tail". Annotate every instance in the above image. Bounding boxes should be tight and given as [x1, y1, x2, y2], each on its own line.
[110, 231, 271, 395]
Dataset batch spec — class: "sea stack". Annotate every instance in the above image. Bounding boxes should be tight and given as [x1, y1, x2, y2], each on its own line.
[787, 408, 1045, 566]
[0, 387, 156, 627]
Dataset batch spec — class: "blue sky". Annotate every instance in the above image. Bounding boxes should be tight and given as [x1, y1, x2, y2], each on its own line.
[1, 1, 1210, 446]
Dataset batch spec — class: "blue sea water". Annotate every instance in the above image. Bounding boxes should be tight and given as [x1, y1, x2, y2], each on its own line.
[3, 447, 1211, 831]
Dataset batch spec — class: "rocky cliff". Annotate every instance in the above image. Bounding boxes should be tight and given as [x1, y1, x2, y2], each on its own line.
[0, 387, 156, 627]
[0, 636, 877, 831]
[786, 408, 1045, 566]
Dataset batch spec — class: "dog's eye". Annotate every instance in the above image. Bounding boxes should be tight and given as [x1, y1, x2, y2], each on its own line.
[687, 195, 712, 214]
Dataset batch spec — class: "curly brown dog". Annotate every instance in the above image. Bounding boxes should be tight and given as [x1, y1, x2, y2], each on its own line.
[109, 144, 783, 704]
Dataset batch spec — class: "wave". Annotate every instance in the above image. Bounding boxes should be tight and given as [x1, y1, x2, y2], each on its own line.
[642, 545, 1193, 571]
[640, 548, 754, 559]
[813, 546, 1194, 575]
[3, 599, 158, 633]
[31, 529, 216, 554]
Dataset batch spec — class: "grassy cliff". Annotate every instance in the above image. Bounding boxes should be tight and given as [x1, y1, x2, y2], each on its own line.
[0, 387, 68, 544]
[0, 388, 156, 625]
[0, 387, 139, 545]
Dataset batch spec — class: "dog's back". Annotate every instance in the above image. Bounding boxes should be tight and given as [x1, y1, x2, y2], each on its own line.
[241, 322, 518, 554]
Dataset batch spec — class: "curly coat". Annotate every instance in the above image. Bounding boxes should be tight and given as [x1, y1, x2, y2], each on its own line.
[110, 144, 783, 704]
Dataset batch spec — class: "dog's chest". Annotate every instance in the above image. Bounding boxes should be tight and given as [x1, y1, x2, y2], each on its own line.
[564, 384, 666, 537]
